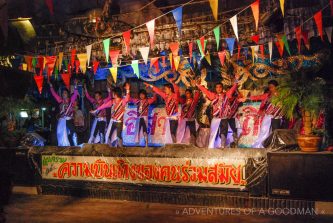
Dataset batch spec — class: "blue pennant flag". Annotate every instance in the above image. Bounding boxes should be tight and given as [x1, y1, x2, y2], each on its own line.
[225, 38, 236, 56]
[172, 7, 183, 36]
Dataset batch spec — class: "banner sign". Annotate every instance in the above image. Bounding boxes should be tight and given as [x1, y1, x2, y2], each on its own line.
[41, 155, 247, 189]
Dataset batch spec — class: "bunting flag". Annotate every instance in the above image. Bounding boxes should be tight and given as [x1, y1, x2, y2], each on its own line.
[218, 51, 226, 66]
[259, 45, 264, 56]
[225, 38, 235, 56]
[295, 26, 302, 53]
[122, 30, 131, 55]
[77, 53, 88, 74]
[103, 38, 110, 63]
[213, 26, 220, 50]
[22, 63, 27, 71]
[71, 49, 76, 68]
[174, 56, 180, 71]
[250, 45, 259, 64]
[32, 58, 37, 69]
[45, 56, 56, 79]
[37, 56, 44, 75]
[161, 56, 166, 67]
[237, 45, 241, 60]
[313, 10, 323, 41]
[250, 0, 260, 31]
[61, 73, 71, 90]
[169, 53, 173, 69]
[57, 52, 63, 71]
[45, 0, 54, 15]
[325, 27, 333, 43]
[34, 75, 44, 94]
[109, 67, 118, 83]
[275, 41, 284, 57]
[93, 60, 99, 74]
[109, 50, 120, 67]
[169, 42, 179, 56]
[301, 30, 310, 49]
[24, 56, 33, 72]
[281, 35, 291, 55]
[75, 60, 80, 74]
[150, 57, 160, 73]
[268, 41, 273, 62]
[209, 0, 218, 21]
[279, 0, 285, 17]
[86, 45, 92, 66]
[330, 0, 333, 16]
[131, 60, 140, 78]
[205, 53, 211, 65]
[200, 36, 205, 54]
[251, 35, 260, 44]
[172, 7, 183, 35]
[139, 47, 150, 64]
[188, 42, 193, 61]
[197, 38, 207, 58]
[230, 15, 238, 40]
[146, 19, 155, 48]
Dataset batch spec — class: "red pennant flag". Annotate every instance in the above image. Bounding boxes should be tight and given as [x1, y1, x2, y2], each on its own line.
[251, 35, 260, 44]
[45, 0, 54, 15]
[93, 60, 99, 74]
[109, 50, 120, 67]
[161, 56, 166, 67]
[37, 56, 45, 75]
[71, 49, 76, 68]
[123, 30, 131, 55]
[218, 51, 226, 66]
[24, 56, 33, 72]
[169, 42, 179, 56]
[75, 60, 80, 73]
[67, 63, 71, 74]
[302, 30, 310, 49]
[45, 56, 57, 80]
[275, 41, 284, 57]
[34, 75, 44, 94]
[150, 57, 160, 73]
[188, 42, 193, 62]
[314, 10, 323, 41]
[259, 45, 264, 56]
[200, 36, 205, 53]
[61, 73, 71, 90]
[295, 26, 302, 53]
[330, 0, 333, 16]
[237, 45, 241, 60]
[250, 0, 260, 31]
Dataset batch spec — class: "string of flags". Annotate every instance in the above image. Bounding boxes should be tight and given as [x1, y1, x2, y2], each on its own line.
[25, 0, 332, 94]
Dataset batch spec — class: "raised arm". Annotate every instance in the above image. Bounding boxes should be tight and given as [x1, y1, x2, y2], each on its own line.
[129, 97, 140, 104]
[103, 88, 112, 103]
[70, 88, 79, 104]
[49, 85, 62, 103]
[193, 91, 201, 105]
[85, 89, 95, 104]
[151, 86, 167, 100]
[250, 93, 268, 101]
[172, 83, 181, 102]
[226, 82, 238, 99]
[96, 100, 113, 111]
[148, 94, 157, 104]
[196, 84, 216, 101]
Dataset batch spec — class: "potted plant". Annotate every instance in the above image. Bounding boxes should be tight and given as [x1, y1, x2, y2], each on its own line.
[271, 72, 326, 152]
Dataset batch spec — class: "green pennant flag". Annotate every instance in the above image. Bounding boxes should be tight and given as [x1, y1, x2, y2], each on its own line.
[32, 57, 37, 68]
[196, 39, 207, 58]
[282, 35, 291, 55]
[213, 26, 220, 50]
[103, 38, 110, 63]
[54, 66, 59, 80]
[64, 59, 68, 69]
[131, 60, 140, 78]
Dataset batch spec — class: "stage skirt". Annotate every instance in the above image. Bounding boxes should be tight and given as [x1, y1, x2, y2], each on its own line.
[57, 117, 70, 146]
[251, 114, 272, 148]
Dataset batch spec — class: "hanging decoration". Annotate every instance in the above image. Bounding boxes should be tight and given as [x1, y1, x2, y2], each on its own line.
[70, 49, 76, 68]
[103, 38, 110, 63]
[213, 26, 220, 50]
[139, 47, 150, 64]
[24, 56, 33, 72]
[259, 45, 264, 56]
[313, 10, 323, 41]
[77, 53, 88, 73]
[172, 7, 183, 36]
[131, 60, 140, 78]
[295, 26, 302, 53]
[146, 19, 155, 48]
[37, 56, 44, 76]
[86, 45, 92, 66]
[225, 38, 235, 56]
[45, 0, 54, 15]
[209, 0, 218, 21]
[268, 41, 273, 62]
[250, 0, 260, 31]
[251, 35, 260, 44]
[275, 40, 284, 57]
[301, 30, 310, 50]
[281, 35, 291, 55]
[109, 67, 118, 83]
[122, 30, 131, 55]
[93, 60, 99, 74]
[34, 75, 44, 94]
[174, 56, 181, 70]
[205, 53, 211, 65]
[61, 73, 71, 90]
[57, 52, 63, 71]
[230, 15, 238, 40]
[188, 42, 193, 62]
[200, 36, 206, 54]
[218, 51, 226, 66]
[169, 42, 180, 56]
[45, 56, 56, 80]
[150, 57, 160, 73]
[279, 0, 285, 17]
[250, 45, 259, 64]
[109, 50, 120, 67]
[325, 26, 333, 43]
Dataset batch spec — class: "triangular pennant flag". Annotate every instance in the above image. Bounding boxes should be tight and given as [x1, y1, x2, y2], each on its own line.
[161, 56, 166, 67]
[200, 36, 205, 53]
[109, 50, 120, 67]
[150, 57, 160, 73]
[24, 56, 33, 72]
[77, 53, 88, 74]
[208, 0, 218, 21]
[122, 30, 131, 55]
[259, 45, 264, 56]
[281, 35, 291, 55]
[34, 75, 44, 94]
[250, 45, 259, 64]
[188, 42, 193, 62]
[54, 66, 59, 80]
[314, 10, 323, 41]
[169, 53, 173, 69]
[251, 35, 260, 44]
[22, 63, 27, 71]
[279, 0, 285, 17]
[45, 56, 57, 80]
[139, 47, 150, 64]
[71, 49, 76, 68]
[103, 38, 110, 63]
[57, 52, 63, 71]
[75, 60, 80, 74]
[169, 42, 179, 56]
[172, 7, 183, 36]
[86, 45, 92, 66]
[251, 0, 260, 31]
[131, 60, 140, 78]
[275, 41, 284, 57]
[45, 0, 54, 15]
[174, 56, 180, 71]
[61, 73, 71, 90]
[146, 19, 155, 48]
[218, 51, 226, 66]
[197, 38, 207, 58]
[32, 58, 37, 68]
[237, 45, 241, 60]
[213, 26, 220, 50]
[205, 53, 211, 65]
[93, 60, 99, 74]
[325, 27, 333, 43]
[230, 15, 238, 40]
[268, 41, 273, 62]
[330, 0, 333, 16]
[109, 67, 118, 83]
[225, 38, 235, 56]
[295, 26, 302, 53]
[37, 56, 45, 75]
[301, 30, 310, 50]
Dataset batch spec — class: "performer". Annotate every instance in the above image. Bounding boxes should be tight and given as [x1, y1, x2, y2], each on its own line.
[91, 84, 130, 147]
[49, 82, 79, 146]
[196, 79, 239, 149]
[144, 80, 180, 143]
[177, 89, 200, 144]
[85, 86, 112, 144]
[245, 80, 283, 148]
[129, 87, 157, 147]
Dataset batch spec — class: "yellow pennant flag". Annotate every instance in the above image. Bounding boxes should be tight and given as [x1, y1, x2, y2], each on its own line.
[279, 0, 285, 17]
[77, 53, 88, 74]
[174, 56, 180, 71]
[205, 52, 211, 65]
[169, 53, 173, 69]
[58, 52, 63, 71]
[22, 63, 27, 71]
[209, 0, 218, 21]
[109, 67, 118, 83]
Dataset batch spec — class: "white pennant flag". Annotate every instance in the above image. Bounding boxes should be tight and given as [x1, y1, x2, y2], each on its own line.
[86, 44, 92, 66]
[325, 27, 333, 43]
[230, 15, 238, 40]
[268, 41, 273, 63]
[139, 47, 150, 64]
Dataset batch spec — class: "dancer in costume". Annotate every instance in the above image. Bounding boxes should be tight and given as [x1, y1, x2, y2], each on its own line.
[49, 82, 79, 146]
[85, 86, 112, 144]
[144, 80, 180, 143]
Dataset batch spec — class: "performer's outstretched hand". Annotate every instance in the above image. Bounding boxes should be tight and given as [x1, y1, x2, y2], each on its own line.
[124, 82, 130, 91]
[144, 82, 152, 88]
[90, 110, 97, 114]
